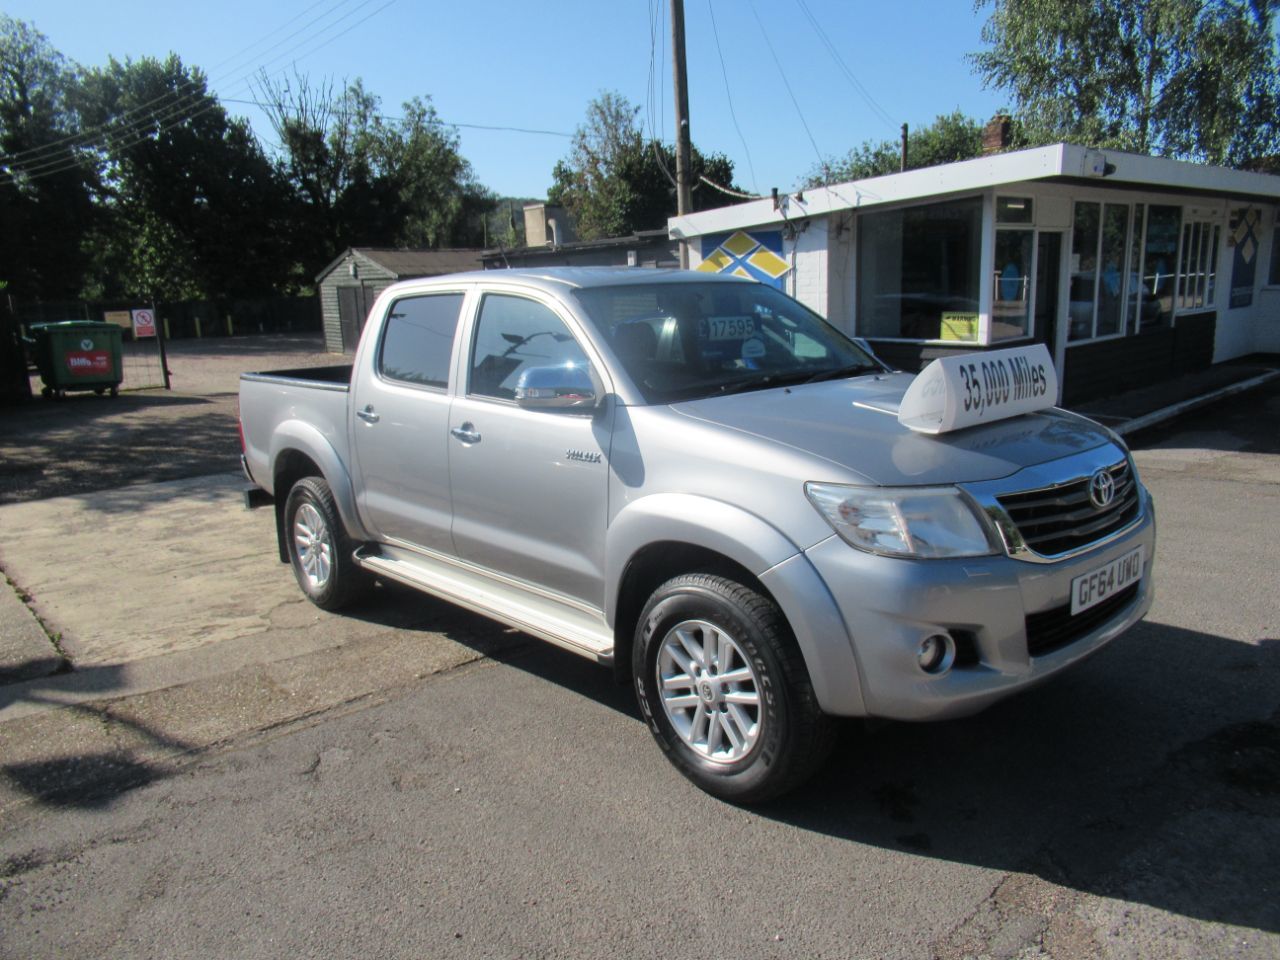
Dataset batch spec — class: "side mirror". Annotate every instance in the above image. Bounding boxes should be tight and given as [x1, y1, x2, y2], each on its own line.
[514, 362, 600, 411]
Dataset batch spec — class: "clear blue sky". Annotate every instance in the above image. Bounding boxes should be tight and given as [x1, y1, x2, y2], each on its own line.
[6, 0, 1009, 199]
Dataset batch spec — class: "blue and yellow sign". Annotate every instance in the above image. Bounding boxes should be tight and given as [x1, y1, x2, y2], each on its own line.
[697, 230, 790, 288]
[1229, 207, 1259, 309]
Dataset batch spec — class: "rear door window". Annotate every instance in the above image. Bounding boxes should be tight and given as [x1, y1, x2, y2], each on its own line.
[378, 293, 465, 388]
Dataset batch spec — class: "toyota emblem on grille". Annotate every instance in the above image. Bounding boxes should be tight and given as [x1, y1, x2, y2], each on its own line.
[1089, 469, 1116, 509]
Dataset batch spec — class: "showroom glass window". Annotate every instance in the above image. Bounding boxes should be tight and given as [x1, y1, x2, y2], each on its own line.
[857, 197, 983, 341]
[1177, 218, 1220, 312]
[1071, 202, 1140, 341]
[993, 202, 1034, 340]
[1141, 205, 1181, 328]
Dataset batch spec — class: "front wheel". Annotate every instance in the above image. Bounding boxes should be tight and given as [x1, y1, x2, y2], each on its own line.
[633, 573, 834, 803]
[284, 476, 372, 611]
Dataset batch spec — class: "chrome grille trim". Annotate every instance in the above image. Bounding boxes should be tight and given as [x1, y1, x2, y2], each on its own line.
[962, 444, 1147, 564]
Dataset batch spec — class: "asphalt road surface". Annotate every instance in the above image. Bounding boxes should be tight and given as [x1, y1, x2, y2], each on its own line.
[0, 380, 1276, 960]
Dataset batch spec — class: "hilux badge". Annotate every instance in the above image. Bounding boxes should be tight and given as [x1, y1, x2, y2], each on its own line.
[1089, 469, 1115, 509]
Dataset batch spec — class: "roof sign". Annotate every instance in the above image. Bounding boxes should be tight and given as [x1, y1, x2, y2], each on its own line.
[898, 344, 1058, 435]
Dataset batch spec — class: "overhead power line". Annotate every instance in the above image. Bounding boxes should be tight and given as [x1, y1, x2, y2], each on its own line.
[0, 0, 398, 185]
[646, 0, 678, 190]
[224, 98, 571, 138]
[1, 0, 370, 169]
[748, 1, 826, 176]
[793, 0, 897, 130]
[707, 0, 758, 195]
[699, 174, 762, 200]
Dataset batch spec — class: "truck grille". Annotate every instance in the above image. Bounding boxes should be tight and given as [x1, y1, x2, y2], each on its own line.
[996, 459, 1140, 557]
[1025, 583, 1140, 657]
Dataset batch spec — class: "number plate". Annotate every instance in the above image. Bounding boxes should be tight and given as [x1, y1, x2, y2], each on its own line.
[703, 316, 755, 341]
[1070, 545, 1144, 615]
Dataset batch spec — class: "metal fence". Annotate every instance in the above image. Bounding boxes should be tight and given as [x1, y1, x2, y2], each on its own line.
[5, 296, 320, 396]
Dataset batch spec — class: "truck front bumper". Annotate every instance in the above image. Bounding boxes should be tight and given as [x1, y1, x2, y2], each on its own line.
[797, 486, 1155, 721]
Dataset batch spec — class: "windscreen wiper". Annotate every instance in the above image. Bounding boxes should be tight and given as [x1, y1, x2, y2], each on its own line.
[715, 370, 817, 396]
[801, 362, 882, 385]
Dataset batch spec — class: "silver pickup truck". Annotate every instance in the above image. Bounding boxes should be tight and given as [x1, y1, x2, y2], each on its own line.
[239, 268, 1155, 802]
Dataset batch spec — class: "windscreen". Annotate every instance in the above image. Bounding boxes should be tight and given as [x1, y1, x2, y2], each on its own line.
[571, 281, 879, 403]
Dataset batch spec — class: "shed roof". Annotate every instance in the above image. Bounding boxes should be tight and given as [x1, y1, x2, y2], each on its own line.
[315, 247, 483, 283]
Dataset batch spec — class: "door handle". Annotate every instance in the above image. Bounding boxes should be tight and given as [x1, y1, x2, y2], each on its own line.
[451, 423, 481, 444]
[356, 405, 380, 424]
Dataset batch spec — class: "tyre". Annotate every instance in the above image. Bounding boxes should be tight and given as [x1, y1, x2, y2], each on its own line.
[632, 573, 835, 803]
[284, 476, 372, 611]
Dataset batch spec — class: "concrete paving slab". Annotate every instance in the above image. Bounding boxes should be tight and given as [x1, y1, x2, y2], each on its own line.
[0, 571, 62, 683]
[0, 472, 298, 666]
[0, 469, 535, 723]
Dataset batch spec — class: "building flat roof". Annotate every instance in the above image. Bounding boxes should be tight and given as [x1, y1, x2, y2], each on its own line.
[668, 143, 1280, 238]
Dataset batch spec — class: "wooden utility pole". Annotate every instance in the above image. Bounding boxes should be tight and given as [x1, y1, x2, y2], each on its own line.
[900, 123, 909, 172]
[671, 0, 693, 268]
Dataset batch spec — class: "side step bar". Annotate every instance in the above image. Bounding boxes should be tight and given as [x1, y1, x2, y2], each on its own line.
[355, 545, 614, 666]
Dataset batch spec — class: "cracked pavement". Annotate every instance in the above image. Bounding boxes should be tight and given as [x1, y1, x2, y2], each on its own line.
[0, 343, 1276, 959]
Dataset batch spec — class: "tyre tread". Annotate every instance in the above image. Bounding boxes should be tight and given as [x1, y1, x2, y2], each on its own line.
[635, 572, 835, 803]
[286, 476, 373, 611]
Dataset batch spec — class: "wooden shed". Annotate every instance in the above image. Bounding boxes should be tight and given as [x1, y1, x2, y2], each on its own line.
[316, 248, 482, 353]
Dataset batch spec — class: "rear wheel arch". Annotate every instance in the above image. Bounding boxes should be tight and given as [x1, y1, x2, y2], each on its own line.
[272, 449, 324, 563]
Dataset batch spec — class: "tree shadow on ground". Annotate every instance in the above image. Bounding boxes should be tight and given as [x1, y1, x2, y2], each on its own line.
[0, 395, 241, 506]
[0, 662, 196, 811]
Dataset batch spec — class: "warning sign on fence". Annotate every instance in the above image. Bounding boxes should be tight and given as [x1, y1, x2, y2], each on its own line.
[131, 308, 156, 338]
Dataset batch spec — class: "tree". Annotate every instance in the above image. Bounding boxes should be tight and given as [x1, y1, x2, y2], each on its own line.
[805, 111, 986, 186]
[0, 15, 100, 300]
[77, 54, 293, 300]
[258, 72, 492, 279]
[548, 92, 738, 240]
[969, 0, 1280, 167]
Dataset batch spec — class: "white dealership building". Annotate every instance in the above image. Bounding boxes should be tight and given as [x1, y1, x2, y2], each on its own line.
[668, 143, 1280, 403]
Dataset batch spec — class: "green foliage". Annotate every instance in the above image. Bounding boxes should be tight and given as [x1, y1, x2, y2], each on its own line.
[0, 15, 100, 300]
[260, 72, 494, 279]
[483, 197, 540, 250]
[548, 92, 739, 240]
[79, 54, 293, 300]
[806, 111, 986, 186]
[2, 17, 502, 303]
[969, 0, 1280, 166]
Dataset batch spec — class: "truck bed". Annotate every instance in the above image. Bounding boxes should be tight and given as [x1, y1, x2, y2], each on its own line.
[240, 364, 353, 389]
[238, 365, 355, 497]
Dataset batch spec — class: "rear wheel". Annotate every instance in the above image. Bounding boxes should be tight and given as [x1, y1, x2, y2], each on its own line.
[284, 476, 372, 610]
[633, 573, 834, 803]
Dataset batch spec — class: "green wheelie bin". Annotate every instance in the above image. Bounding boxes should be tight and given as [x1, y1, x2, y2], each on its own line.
[28, 321, 125, 399]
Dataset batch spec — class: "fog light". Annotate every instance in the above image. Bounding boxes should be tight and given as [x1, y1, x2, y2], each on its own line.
[917, 634, 956, 675]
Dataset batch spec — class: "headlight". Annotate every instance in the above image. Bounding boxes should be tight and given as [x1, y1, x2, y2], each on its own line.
[804, 482, 998, 559]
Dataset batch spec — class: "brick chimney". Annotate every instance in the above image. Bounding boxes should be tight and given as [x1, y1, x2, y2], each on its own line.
[983, 114, 1012, 154]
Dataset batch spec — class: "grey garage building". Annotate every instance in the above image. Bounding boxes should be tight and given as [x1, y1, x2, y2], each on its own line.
[316, 247, 483, 353]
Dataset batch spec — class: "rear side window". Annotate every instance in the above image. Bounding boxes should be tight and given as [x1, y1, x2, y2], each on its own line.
[469, 294, 588, 400]
[378, 294, 465, 388]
